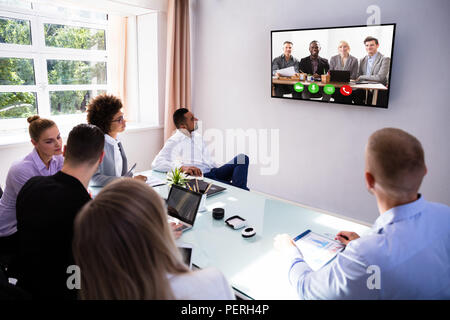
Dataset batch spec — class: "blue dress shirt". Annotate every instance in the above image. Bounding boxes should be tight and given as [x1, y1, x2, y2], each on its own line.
[366, 52, 378, 75]
[288, 195, 450, 299]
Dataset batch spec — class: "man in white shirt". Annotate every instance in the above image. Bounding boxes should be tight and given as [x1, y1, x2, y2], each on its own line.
[152, 108, 249, 190]
[274, 128, 450, 299]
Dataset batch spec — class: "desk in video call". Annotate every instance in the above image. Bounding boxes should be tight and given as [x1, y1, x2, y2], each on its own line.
[272, 78, 388, 105]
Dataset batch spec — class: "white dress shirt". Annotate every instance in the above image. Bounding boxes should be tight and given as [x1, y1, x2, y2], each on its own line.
[287, 195, 450, 299]
[152, 129, 218, 174]
[104, 134, 122, 177]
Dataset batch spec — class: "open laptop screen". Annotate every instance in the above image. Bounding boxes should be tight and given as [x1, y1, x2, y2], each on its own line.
[166, 185, 202, 225]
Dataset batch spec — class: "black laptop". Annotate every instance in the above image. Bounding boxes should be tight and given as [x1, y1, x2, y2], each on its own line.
[186, 179, 226, 197]
[166, 185, 202, 232]
[330, 70, 350, 82]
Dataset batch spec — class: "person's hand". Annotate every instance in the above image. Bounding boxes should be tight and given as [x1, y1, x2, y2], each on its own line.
[335, 231, 360, 245]
[133, 175, 147, 182]
[274, 233, 294, 250]
[180, 166, 202, 176]
[170, 222, 183, 240]
[274, 234, 303, 260]
[275, 72, 281, 78]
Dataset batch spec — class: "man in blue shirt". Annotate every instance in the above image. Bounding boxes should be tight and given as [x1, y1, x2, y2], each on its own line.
[275, 128, 450, 299]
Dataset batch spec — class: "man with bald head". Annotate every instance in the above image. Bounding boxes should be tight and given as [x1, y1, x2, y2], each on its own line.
[274, 128, 450, 299]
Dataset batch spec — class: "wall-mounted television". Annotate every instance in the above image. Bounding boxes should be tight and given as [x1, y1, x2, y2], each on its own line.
[271, 24, 395, 108]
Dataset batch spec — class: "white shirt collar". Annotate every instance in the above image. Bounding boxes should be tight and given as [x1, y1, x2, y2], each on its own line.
[177, 128, 193, 138]
[105, 134, 120, 146]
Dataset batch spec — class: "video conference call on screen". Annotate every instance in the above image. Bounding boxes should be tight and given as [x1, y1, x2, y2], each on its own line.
[271, 24, 395, 108]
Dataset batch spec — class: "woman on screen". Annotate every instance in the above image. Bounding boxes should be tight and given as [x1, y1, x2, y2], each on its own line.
[329, 40, 358, 80]
[73, 179, 235, 300]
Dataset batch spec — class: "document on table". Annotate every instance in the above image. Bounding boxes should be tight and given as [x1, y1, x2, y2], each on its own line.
[293, 230, 345, 271]
[145, 175, 166, 187]
[275, 66, 296, 77]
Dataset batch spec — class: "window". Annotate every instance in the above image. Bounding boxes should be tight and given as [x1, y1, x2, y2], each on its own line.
[0, 1, 108, 125]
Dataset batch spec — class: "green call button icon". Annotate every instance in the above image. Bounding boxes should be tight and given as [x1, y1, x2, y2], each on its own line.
[308, 83, 319, 94]
[323, 84, 335, 95]
[293, 82, 304, 92]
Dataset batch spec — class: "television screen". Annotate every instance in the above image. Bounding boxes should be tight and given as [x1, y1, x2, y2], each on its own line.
[271, 24, 395, 108]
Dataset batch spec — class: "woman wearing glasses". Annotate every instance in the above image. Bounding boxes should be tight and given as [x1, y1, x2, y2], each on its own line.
[87, 94, 147, 186]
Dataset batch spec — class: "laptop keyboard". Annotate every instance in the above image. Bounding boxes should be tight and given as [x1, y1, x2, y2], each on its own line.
[177, 224, 190, 231]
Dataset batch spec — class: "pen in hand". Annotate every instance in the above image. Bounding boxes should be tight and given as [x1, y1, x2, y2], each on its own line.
[339, 234, 349, 240]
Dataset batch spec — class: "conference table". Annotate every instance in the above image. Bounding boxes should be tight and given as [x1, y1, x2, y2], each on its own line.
[272, 77, 388, 105]
[90, 170, 371, 300]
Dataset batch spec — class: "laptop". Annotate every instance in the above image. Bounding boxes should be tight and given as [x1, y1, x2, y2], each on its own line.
[185, 179, 226, 197]
[330, 70, 350, 82]
[166, 184, 202, 232]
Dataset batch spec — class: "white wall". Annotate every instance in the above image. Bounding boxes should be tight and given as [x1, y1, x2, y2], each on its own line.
[191, 0, 450, 224]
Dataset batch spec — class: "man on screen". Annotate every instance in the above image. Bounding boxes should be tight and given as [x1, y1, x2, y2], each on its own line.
[354, 36, 391, 106]
[299, 40, 330, 101]
[272, 41, 301, 98]
[274, 128, 450, 299]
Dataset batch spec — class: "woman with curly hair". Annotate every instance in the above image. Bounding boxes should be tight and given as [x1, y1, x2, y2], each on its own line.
[86, 94, 146, 186]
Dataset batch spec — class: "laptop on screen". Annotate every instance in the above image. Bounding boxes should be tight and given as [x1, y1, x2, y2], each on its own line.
[330, 70, 350, 82]
[166, 184, 202, 232]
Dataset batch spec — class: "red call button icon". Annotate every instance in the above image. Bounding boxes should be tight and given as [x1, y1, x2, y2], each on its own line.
[340, 85, 352, 96]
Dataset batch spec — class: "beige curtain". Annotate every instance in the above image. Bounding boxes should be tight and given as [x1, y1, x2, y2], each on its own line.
[164, 0, 191, 141]
[107, 15, 129, 118]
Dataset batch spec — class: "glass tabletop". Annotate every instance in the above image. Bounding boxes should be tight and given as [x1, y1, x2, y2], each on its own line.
[141, 170, 371, 300]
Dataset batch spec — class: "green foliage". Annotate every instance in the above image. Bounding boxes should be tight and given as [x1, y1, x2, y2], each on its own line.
[44, 24, 105, 50]
[0, 58, 35, 85]
[0, 92, 36, 118]
[0, 17, 31, 45]
[167, 168, 188, 187]
[47, 60, 106, 85]
[50, 90, 90, 115]
[1, 19, 107, 119]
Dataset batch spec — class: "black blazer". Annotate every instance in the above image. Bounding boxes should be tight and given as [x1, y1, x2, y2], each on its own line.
[299, 56, 330, 75]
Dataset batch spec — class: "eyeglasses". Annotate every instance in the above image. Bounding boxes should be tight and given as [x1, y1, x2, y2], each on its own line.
[112, 115, 125, 123]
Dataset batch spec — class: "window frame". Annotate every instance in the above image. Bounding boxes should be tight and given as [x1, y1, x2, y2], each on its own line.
[0, 4, 109, 129]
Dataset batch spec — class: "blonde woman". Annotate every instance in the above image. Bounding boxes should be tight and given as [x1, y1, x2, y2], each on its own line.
[329, 40, 358, 80]
[73, 179, 235, 300]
